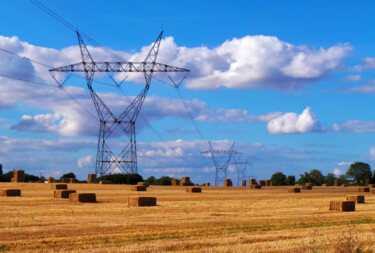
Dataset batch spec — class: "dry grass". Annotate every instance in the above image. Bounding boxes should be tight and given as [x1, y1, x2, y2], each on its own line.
[0, 183, 375, 252]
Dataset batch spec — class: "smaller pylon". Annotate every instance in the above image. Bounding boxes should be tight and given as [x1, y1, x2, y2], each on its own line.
[201, 141, 242, 186]
[232, 157, 252, 186]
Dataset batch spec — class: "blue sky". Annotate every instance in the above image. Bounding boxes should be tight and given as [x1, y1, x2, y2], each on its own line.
[1, 0, 375, 184]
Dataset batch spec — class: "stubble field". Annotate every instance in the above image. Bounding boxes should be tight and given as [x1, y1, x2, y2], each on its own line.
[0, 183, 375, 252]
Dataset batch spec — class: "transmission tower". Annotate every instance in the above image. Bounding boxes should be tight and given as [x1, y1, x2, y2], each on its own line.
[232, 157, 252, 186]
[201, 141, 242, 186]
[50, 31, 189, 175]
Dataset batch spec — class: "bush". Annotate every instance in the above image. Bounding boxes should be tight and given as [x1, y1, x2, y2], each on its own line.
[96, 173, 143, 185]
[270, 172, 286, 186]
[286, 175, 295, 185]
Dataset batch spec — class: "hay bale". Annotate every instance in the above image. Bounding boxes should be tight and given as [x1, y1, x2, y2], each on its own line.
[61, 178, 70, 183]
[206, 182, 210, 187]
[341, 184, 348, 187]
[259, 180, 266, 186]
[69, 193, 96, 203]
[301, 185, 312, 190]
[250, 185, 261, 189]
[87, 174, 96, 184]
[179, 176, 192, 186]
[334, 179, 338, 186]
[1, 189, 21, 197]
[99, 180, 113, 185]
[47, 177, 55, 183]
[288, 187, 301, 193]
[249, 179, 257, 186]
[12, 170, 25, 183]
[131, 185, 146, 191]
[368, 184, 374, 188]
[358, 187, 370, 192]
[346, 195, 365, 203]
[322, 184, 328, 187]
[128, 196, 156, 206]
[265, 180, 271, 186]
[54, 190, 76, 199]
[305, 183, 313, 187]
[186, 187, 202, 193]
[137, 182, 149, 187]
[51, 184, 68, 190]
[372, 189, 375, 194]
[171, 179, 177, 186]
[69, 178, 76, 183]
[224, 179, 232, 187]
[202, 183, 206, 186]
[329, 201, 355, 212]
[365, 179, 370, 186]
[242, 180, 246, 187]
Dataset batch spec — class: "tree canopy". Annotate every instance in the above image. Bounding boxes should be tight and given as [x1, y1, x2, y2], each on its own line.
[270, 172, 287, 186]
[346, 162, 372, 185]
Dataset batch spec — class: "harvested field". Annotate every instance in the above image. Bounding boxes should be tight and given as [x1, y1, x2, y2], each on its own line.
[0, 183, 375, 252]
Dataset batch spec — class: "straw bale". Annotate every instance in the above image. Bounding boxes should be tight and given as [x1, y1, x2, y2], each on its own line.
[250, 185, 261, 189]
[51, 184, 68, 190]
[182, 177, 190, 181]
[128, 196, 156, 206]
[305, 183, 312, 187]
[372, 189, 375, 194]
[1, 189, 21, 197]
[329, 201, 355, 212]
[322, 184, 327, 187]
[202, 183, 206, 186]
[194, 183, 199, 186]
[61, 178, 70, 183]
[249, 179, 257, 185]
[367, 184, 374, 188]
[206, 182, 210, 186]
[69, 193, 96, 203]
[171, 179, 177, 186]
[137, 182, 149, 187]
[131, 185, 147, 191]
[47, 177, 55, 183]
[69, 178, 76, 183]
[99, 180, 113, 185]
[346, 195, 365, 203]
[12, 170, 25, 183]
[265, 180, 271, 186]
[358, 187, 370, 192]
[224, 179, 232, 187]
[87, 174, 96, 184]
[301, 185, 312, 190]
[341, 184, 348, 187]
[334, 179, 338, 186]
[288, 187, 301, 193]
[365, 179, 370, 186]
[54, 190, 76, 199]
[10, 178, 14, 183]
[259, 180, 266, 186]
[242, 180, 246, 187]
[186, 187, 202, 193]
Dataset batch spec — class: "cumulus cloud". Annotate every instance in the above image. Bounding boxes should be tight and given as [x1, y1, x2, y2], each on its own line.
[333, 168, 344, 176]
[267, 107, 323, 134]
[342, 75, 361, 82]
[337, 162, 352, 166]
[344, 80, 375, 94]
[332, 120, 375, 133]
[77, 155, 92, 168]
[351, 57, 375, 72]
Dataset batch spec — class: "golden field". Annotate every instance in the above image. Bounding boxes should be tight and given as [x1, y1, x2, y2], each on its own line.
[0, 183, 375, 252]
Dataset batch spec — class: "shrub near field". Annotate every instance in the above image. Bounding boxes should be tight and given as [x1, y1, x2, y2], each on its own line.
[96, 173, 143, 184]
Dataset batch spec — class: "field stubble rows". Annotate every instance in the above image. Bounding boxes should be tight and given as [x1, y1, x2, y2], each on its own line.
[0, 183, 375, 252]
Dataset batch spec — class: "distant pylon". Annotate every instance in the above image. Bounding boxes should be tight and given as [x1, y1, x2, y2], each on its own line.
[232, 157, 252, 186]
[50, 31, 189, 175]
[201, 141, 242, 186]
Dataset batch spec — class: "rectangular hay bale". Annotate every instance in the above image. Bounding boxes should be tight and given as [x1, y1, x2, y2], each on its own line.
[51, 184, 68, 190]
[99, 180, 113, 185]
[250, 185, 261, 189]
[87, 174, 96, 184]
[224, 179, 232, 187]
[137, 182, 149, 187]
[171, 179, 177, 186]
[186, 187, 202, 193]
[128, 196, 156, 206]
[346, 195, 365, 203]
[61, 178, 70, 183]
[301, 185, 312, 190]
[69, 193, 96, 203]
[288, 187, 301, 193]
[258, 180, 266, 186]
[242, 180, 246, 187]
[131, 185, 147, 191]
[249, 179, 257, 186]
[54, 190, 76, 199]
[329, 200, 355, 212]
[358, 187, 370, 192]
[1, 189, 21, 197]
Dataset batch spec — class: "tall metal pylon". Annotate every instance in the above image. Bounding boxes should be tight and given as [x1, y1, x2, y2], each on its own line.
[201, 141, 242, 186]
[232, 157, 252, 186]
[50, 31, 189, 175]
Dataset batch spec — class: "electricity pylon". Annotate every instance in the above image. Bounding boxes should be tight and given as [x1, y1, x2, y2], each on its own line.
[201, 141, 242, 186]
[232, 157, 252, 186]
[50, 31, 189, 175]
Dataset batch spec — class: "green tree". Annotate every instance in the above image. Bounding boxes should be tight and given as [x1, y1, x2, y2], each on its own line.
[60, 172, 76, 181]
[0, 164, 2, 175]
[96, 173, 143, 185]
[372, 170, 375, 184]
[154, 176, 175, 185]
[286, 175, 295, 185]
[309, 169, 324, 186]
[270, 172, 287, 186]
[324, 173, 335, 186]
[296, 172, 311, 185]
[346, 162, 372, 185]
[146, 176, 155, 185]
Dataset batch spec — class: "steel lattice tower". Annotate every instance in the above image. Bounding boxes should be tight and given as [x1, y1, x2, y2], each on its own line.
[232, 157, 251, 186]
[201, 141, 242, 186]
[50, 31, 189, 175]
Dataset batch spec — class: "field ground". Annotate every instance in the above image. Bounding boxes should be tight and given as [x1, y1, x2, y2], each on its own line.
[0, 183, 375, 252]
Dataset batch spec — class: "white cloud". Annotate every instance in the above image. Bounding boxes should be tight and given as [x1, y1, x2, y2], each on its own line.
[342, 75, 361, 82]
[351, 57, 375, 72]
[332, 120, 375, 133]
[344, 81, 375, 94]
[337, 162, 352, 166]
[267, 107, 323, 134]
[333, 168, 344, 176]
[77, 155, 92, 168]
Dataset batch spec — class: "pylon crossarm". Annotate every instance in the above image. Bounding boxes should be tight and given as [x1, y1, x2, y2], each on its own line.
[49, 62, 189, 73]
